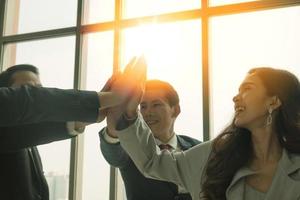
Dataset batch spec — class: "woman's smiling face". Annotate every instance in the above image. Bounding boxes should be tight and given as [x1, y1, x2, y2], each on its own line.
[233, 73, 273, 130]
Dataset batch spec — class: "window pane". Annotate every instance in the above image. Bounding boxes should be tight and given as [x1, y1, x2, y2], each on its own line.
[81, 31, 114, 200]
[210, 6, 300, 138]
[3, 36, 76, 200]
[83, 0, 114, 24]
[122, 20, 203, 141]
[4, 0, 77, 35]
[123, 0, 201, 19]
[209, 0, 259, 6]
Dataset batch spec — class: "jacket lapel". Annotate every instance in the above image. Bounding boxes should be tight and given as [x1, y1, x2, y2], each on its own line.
[176, 135, 193, 150]
[226, 149, 300, 200]
[226, 167, 256, 199]
[265, 149, 300, 200]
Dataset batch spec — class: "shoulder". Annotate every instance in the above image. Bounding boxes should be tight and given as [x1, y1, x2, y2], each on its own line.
[182, 141, 213, 179]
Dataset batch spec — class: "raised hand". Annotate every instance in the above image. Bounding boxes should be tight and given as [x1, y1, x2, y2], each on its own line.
[72, 73, 125, 131]
[106, 56, 147, 135]
[97, 74, 120, 122]
[99, 73, 125, 107]
[113, 55, 146, 116]
[125, 55, 147, 118]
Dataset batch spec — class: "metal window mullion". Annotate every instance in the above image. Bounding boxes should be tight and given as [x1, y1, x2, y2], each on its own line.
[77, 0, 300, 34]
[201, 0, 300, 142]
[69, 0, 85, 200]
[1, 27, 77, 43]
[119, 9, 202, 29]
[202, 0, 210, 142]
[113, 0, 122, 72]
[0, 0, 6, 71]
[76, 0, 300, 35]
[208, 0, 300, 16]
[110, 0, 123, 199]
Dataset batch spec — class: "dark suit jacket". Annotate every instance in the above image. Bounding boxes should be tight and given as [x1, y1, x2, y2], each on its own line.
[99, 129, 201, 200]
[0, 122, 74, 200]
[0, 85, 99, 200]
[0, 85, 99, 126]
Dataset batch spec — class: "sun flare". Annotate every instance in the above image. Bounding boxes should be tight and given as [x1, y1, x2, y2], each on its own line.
[121, 20, 202, 103]
[122, 22, 182, 77]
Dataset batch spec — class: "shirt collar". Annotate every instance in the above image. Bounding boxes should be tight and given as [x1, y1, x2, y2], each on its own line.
[155, 133, 178, 150]
[279, 148, 300, 175]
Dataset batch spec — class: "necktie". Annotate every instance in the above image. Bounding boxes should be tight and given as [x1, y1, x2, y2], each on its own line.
[159, 144, 172, 151]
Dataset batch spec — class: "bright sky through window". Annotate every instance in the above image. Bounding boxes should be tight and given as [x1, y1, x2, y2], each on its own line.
[122, 21, 201, 80]
[122, 20, 203, 141]
[3, 1, 300, 200]
[123, 23, 180, 71]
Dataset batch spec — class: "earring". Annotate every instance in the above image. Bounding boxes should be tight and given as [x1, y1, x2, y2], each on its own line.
[266, 108, 273, 126]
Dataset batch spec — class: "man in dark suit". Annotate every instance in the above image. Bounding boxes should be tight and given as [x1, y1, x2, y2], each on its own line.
[0, 57, 142, 127]
[0, 62, 138, 200]
[100, 79, 200, 200]
[0, 64, 98, 200]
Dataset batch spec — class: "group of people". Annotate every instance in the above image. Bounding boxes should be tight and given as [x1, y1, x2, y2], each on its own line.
[1, 57, 300, 200]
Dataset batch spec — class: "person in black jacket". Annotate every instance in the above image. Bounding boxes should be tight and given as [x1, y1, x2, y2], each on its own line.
[100, 79, 200, 200]
[0, 64, 99, 200]
[0, 57, 143, 127]
[0, 58, 144, 200]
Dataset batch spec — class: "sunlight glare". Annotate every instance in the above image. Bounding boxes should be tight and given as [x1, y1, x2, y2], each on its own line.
[121, 20, 203, 140]
[123, 23, 179, 74]
[122, 20, 202, 82]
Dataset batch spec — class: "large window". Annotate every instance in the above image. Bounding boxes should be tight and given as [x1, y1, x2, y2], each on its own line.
[1, 0, 300, 200]
[210, 6, 300, 138]
[2, 37, 75, 200]
[81, 31, 114, 200]
[4, 0, 77, 35]
[121, 20, 202, 140]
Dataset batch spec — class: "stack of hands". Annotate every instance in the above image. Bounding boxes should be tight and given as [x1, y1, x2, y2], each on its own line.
[75, 56, 147, 135]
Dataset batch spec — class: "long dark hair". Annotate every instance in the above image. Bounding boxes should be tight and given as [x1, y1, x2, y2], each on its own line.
[201, 67, 300, 199]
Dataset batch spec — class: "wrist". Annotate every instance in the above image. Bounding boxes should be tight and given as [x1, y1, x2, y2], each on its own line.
[98, 92, 124, 110]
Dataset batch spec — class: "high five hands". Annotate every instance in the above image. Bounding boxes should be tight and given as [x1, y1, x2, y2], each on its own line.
[105, 56, 147, 137]
[74, 56, 147, 133]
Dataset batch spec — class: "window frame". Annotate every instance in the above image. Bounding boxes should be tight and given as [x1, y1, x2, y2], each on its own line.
[1, 0, 300, 200]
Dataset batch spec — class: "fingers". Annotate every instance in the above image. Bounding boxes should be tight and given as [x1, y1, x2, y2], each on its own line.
[125, 89, 143, 118]
[123, 55, 147, 82]
[97, 109, 107, 122]
[123, 56, 138, 75]
[134, 55, 147, 83]
[99, 55, 147, 117]
[100, 72, 121, 92]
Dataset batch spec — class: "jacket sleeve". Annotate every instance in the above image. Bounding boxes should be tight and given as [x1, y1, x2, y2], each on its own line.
[0, 85, 99, 126]
[99, 128, 130, 168]
[117, 113, 212, 193]
[0, 122, 73, 152]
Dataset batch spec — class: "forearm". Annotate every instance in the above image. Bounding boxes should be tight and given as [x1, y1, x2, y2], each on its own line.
[99, 128, 130, 168]
[117, 113, 188, 186]
[0, 86, 100, 126]
[98, 92, 124, 111]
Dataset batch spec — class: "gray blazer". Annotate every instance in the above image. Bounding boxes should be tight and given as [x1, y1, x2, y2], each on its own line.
[99, 128, 200, 200]
[118, 113, 300, 200]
